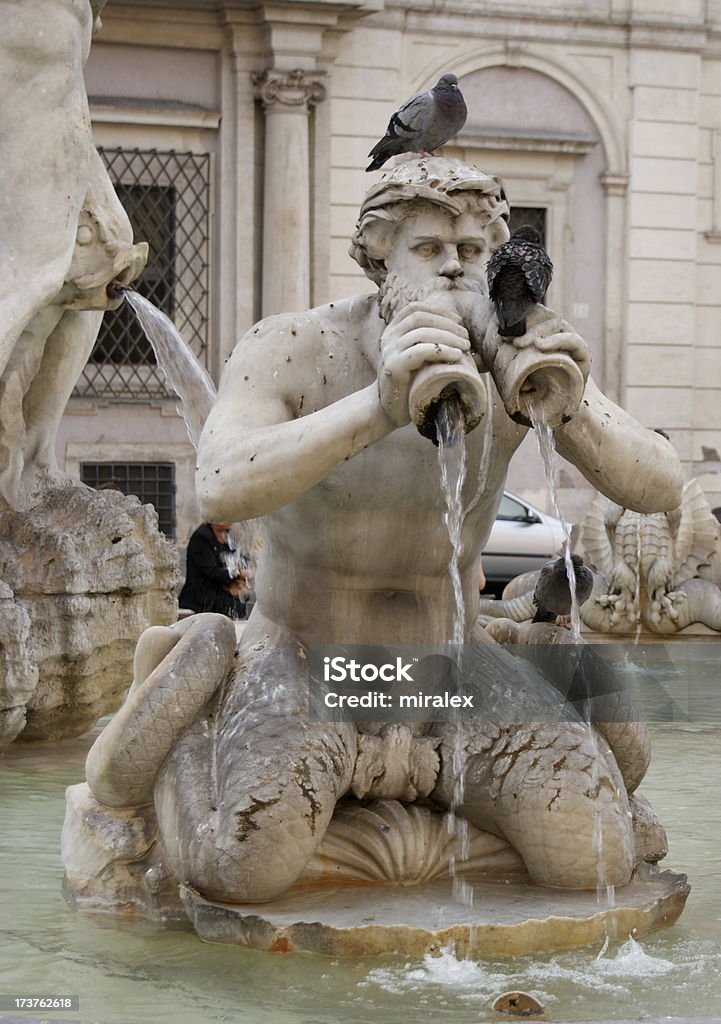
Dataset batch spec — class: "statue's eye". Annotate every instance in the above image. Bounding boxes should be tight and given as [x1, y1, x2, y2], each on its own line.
[458, 243, 482, 261]
[413, 242, 439, 259]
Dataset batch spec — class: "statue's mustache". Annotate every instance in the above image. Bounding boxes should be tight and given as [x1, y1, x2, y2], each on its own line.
[378, 271, 490, 326]
[429, 277, 486, 293]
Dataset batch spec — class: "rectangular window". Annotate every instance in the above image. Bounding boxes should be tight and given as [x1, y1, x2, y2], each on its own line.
[91, 183, 176, 367]
[508, 206, 547, 246]
[76, 148, 210, 399]
[80, 461, 176, 537]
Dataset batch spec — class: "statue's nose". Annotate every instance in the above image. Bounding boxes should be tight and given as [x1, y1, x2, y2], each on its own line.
[439, 256, 463, 278]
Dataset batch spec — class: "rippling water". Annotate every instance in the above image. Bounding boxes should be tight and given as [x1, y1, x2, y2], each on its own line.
[1, 721, 720, 1023]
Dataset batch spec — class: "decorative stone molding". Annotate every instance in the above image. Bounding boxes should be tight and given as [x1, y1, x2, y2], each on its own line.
[601, 172, 629, 197]
[460, 128, 597, 156]
[706, 130, 721, 243]
[251, 69, 327, 111]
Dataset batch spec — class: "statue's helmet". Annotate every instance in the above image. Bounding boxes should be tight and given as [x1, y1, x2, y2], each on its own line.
[349, 157, 510, 286]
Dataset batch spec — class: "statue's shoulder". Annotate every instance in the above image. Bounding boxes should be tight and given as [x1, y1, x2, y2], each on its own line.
[234, 293, 378, 361]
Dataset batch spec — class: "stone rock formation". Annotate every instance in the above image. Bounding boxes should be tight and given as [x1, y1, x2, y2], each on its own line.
[0, 486, 178, 744]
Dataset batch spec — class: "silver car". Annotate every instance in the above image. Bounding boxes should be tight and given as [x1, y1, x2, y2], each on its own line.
[482, 491, 568, 589]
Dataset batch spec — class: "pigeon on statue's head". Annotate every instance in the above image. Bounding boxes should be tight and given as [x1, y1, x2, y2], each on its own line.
[532, 553, 594, 626]
[365, 74, 468, 172]
[487, 225, 554, 337]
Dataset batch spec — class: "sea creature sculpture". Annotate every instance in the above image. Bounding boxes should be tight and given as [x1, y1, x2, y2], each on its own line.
[479, 480, 721, 635]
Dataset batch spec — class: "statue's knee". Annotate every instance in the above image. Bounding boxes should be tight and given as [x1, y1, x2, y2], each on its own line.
[190, 828, 311, 903]
[484, 723, 635, 889]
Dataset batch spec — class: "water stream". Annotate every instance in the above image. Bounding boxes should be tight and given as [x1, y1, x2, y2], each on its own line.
[124, 291, 217, 449]
[436, 398, 468, 648]
[529, 404, 581, 638]
[435, 398, 473, 905]
[529, 404, 617, 906]
[635, 515, 644, 643]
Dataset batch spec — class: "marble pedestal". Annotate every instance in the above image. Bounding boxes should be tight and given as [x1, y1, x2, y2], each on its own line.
[180, 865, 689, 958]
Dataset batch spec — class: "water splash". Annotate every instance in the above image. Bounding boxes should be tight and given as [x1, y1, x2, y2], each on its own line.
[124, 291, 217, 449]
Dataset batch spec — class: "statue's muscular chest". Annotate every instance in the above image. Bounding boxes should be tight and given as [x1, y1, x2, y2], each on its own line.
[318, 425, 451, 512]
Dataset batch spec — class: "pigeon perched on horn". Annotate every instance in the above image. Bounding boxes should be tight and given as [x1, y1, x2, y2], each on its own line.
[487, 225, 553, 337]
[532, 553, 594, 625]
[365, 74, 467, 172]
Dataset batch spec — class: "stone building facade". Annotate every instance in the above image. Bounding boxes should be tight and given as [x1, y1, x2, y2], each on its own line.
[58, 0, 721, 544]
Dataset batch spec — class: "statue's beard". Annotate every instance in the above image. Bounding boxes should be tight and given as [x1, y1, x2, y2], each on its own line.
[378, 272, 487, 325]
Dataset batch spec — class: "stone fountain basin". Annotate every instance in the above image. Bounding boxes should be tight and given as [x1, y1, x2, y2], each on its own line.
[180, 864, 689, 958]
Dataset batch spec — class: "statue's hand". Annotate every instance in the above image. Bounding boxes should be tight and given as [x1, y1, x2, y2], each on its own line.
[511, 304, 591, 380]
[377, 301, 471, 427]
[482, 304, 591, 382]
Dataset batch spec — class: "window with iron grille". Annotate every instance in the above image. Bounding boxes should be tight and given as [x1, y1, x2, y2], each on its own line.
[508, 206, 547, 246]
[81, 462, 176, 537]
[75, 148, 210, 399]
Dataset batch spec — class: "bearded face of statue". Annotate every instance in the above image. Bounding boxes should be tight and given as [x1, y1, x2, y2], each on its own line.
[377, 205, 493, 326]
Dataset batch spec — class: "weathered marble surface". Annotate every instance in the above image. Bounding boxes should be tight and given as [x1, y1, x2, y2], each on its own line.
[0, 487, 178, 744]
[0, 1, 175, 744]
[179, 863, 689, 958]
[63, 157, 687, 946]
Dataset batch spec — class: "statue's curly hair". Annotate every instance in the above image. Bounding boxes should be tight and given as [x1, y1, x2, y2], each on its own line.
[349, 157, 510, 286]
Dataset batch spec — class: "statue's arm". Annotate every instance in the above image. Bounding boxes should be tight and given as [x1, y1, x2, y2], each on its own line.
[553, 377, 683, 513]
[197, 319, 394, 523]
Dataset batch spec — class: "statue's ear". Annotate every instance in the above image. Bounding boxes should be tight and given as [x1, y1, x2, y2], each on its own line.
[360, 212, 399, 261]
[488, 218, 510, 252]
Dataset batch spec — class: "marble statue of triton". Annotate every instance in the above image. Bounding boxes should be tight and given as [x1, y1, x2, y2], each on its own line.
[68, 158, 684, 911]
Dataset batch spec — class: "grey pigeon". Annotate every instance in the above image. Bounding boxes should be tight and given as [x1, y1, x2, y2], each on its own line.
[532, 554, 594, 624]
[365, 74, 467, 172]
[487, 225, 553, 337]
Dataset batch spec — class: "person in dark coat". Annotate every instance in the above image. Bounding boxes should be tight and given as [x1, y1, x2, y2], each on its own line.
[179, 522, 252, 618]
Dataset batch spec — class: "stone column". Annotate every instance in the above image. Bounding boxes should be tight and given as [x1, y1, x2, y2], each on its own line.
[253, 69, 326, 317]
[601, 172, 629, 405]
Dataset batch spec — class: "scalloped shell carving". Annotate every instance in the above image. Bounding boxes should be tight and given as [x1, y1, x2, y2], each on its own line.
[301, 799, 525, 885]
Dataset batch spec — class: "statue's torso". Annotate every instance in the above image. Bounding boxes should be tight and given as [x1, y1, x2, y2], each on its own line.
[248, 295, 525, 644]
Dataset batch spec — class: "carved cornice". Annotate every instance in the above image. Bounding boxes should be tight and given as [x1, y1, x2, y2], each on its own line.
[460, 128, 598, 156]
[251, 69, 327, 109]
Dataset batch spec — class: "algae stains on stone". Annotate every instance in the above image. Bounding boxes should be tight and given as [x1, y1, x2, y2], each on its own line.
[294, 756, 322, 833]
[234, 794, 281, 842]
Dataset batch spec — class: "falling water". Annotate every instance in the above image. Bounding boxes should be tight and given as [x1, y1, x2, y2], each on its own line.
[462, 374, 495, 523]
[634, 514, 644, 643]
[437, 398, 468, 647]
[529, 404, 581, 639]
[529, 401, 614, 908]
[436, 397, 474, 905]
[124, 291, 217, 449]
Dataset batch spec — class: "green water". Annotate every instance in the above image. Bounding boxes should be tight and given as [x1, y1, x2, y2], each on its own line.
[1, 723, 720, 1023]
